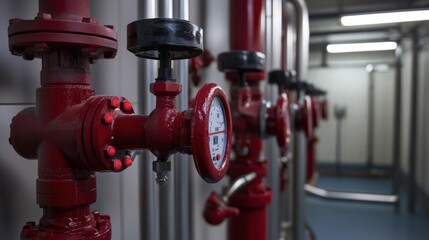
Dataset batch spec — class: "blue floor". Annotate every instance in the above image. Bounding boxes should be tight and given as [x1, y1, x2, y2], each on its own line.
[306, 176, 429, 240]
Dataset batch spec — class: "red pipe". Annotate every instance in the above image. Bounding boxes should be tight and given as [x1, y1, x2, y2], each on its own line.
[228, 1, 270, 240]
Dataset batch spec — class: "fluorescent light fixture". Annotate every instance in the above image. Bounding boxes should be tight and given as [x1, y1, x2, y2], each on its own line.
[327, 41, 397, 53]
[341, 9, 429, 26]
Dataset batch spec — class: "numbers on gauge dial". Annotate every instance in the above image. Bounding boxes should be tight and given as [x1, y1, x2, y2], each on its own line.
[208, 97, 227, 169]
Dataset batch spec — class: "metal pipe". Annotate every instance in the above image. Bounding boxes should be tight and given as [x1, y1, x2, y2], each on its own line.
[280, 1, 297, 229]
[159, 0, 173, 19]
[408, 30, 419, 214]
[138, 1, 158, 240]
[335, 111, 343, 176]
[367, 68, 375, 170]
[392, 42, 402, 213]
[157, 3, 175, 240]
[173, 1, 191, 239]
[289, 1, 310, 240]
[290, 0, 309, 83]
[265, 0, 283, 240]
[222, 172, 257, 203]
[305, 184, 399, 203]
[266, 47, 281, 240]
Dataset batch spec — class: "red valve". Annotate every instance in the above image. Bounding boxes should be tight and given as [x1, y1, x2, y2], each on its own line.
[300, 96, 314, 139]
[266, 93, 291, 153]
[321, 98, 329, 120]
[311, 96, 320, 129]
[203, 192, 240, 225]
[126, 18, 233, 184]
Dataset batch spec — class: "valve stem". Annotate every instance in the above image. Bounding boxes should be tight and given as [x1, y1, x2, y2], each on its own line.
[152, 157, 171, 185]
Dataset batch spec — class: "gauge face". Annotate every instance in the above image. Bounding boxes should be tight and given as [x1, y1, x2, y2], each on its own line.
[208, 96, 227, 169]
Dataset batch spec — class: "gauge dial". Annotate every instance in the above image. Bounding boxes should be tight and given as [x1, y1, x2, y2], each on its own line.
[208, 97, 227, 169]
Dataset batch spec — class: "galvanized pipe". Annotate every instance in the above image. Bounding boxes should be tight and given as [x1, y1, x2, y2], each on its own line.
[265, 0, 283, 239]
[392, 42, 402, 213]
[280, 1, 297, 229]
[408, 30, 419, 214]
[305, 184, 399, 203]
[159, 0, 173, 19]
[157, 3, 175, 240]
[138, 1, 158, 240]
[289, 0, 310, 240]
[173, 1, 191, 239]
[367, 68, 375, 170]
[222, 172, 258, 203]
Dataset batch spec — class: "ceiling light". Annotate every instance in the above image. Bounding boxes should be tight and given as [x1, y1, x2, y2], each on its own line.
[341, 9, 429, 26]
[327, 41, 397, 53]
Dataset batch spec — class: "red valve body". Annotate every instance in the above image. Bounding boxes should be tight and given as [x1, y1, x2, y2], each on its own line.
[306, 96, 328, 183]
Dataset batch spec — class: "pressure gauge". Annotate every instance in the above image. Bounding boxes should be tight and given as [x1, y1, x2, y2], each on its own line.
[192, 83, 232, 183]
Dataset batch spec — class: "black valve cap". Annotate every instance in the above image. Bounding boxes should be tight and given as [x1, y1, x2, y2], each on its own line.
[268, 70, 296, 88]
[304, 83, 327, 96]
[218, 51, 265, 73]
[127, 18, 203, 60]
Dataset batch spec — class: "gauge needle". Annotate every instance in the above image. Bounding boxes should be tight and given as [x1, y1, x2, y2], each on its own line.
[209, 130, 225, 135]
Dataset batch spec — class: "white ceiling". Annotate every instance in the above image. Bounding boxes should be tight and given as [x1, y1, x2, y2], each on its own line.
[307, 0, 429, 45]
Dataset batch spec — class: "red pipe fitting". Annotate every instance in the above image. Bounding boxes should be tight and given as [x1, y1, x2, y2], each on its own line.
[203, 192, 240, 225]
[311, 96, 320, 129]
[190, 50, 215, 86]
[321, 98, 329, 120]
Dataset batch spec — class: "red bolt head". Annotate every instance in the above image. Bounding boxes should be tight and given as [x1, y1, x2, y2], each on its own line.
[216, 154, 221, 160]
[109, 97, 120, 109]
[112, 159, 122, 172]
[102, 112, 114, 125]
[104, 145, 116, 157]
[124, 156, 133, 167]
[121, 100, 133, 113]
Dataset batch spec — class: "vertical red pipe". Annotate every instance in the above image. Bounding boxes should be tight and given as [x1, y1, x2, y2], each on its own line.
[227, 1, 271, 240]
[9, 1, 115, 238]
[39, 0, 90, 19]
[230, 0, 263, 52]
